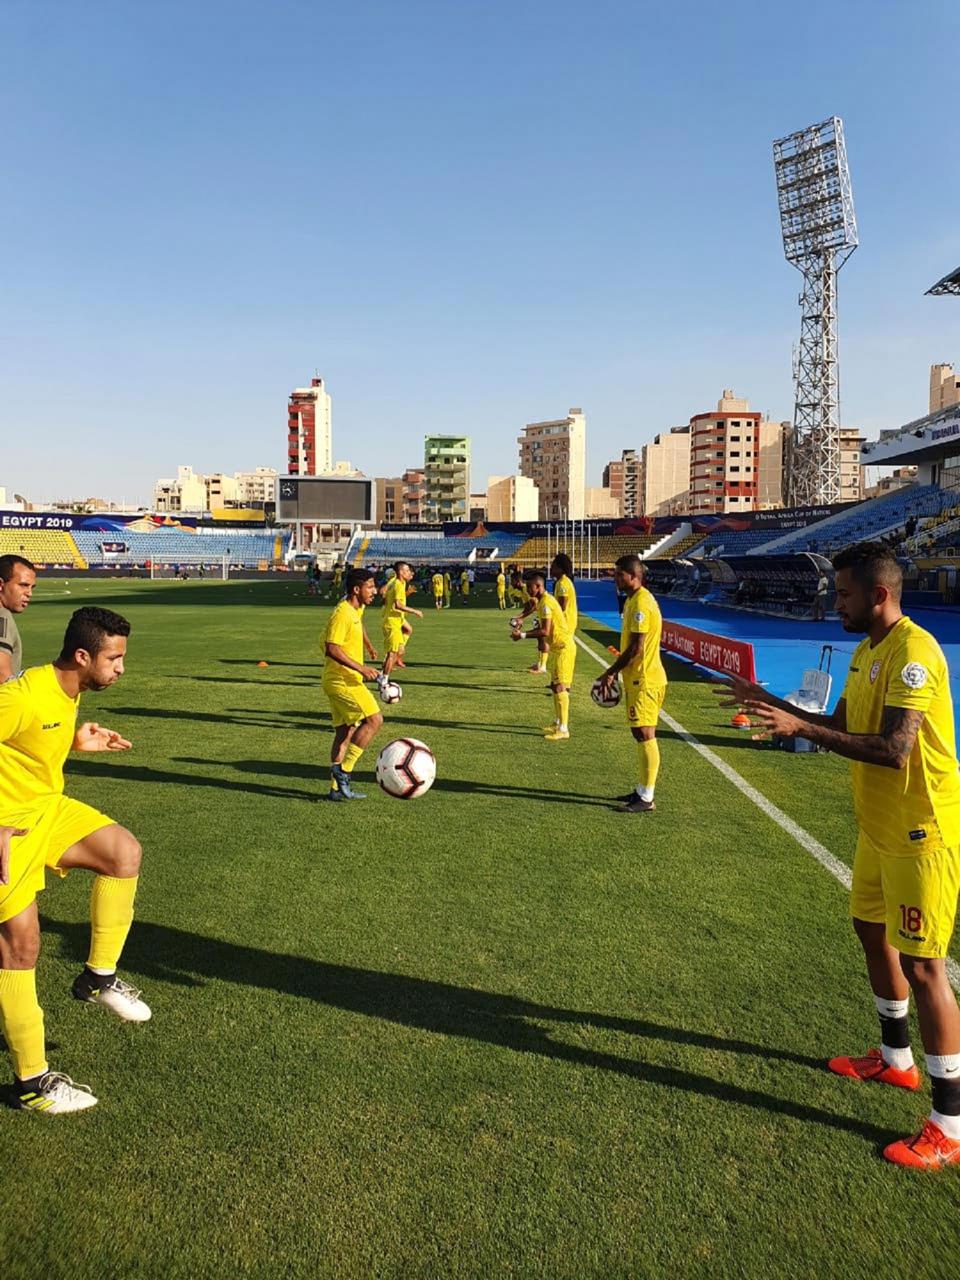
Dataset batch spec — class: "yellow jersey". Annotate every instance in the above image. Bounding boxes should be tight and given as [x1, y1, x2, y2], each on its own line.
[496, 572, 506, 594]
[0, 664, 80, 818]
[383, 578, 407, 620]
[537, 593, 570, 649]
[554, 573, 578, 633]
[460, 572, 469, 588]
[843, 616, 960, 856]
[620, 586, 666, 688]
[322, 600, 366, 689]
[432, 573, 444, 596]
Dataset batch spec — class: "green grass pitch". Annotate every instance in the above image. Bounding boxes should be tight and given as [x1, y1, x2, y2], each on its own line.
[3, 577, 960, 1279]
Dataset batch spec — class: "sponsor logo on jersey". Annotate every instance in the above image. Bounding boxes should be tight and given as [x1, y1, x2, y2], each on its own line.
[901, 661, 929, 690]
[869, 659, 882, 684]
[41, 722, 62, 731]
[909, 828, 928, 842]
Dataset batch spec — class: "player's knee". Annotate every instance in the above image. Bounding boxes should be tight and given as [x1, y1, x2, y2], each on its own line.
[900, 954, 946, 991]
[0, 920, 40, 969]
[110, 828, 142, 878]
[367, 711, 384, 732]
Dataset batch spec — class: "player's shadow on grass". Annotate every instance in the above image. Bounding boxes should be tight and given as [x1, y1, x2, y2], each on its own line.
[165, 674, 316, 688]
[108, 705, 327, 731]
[219, 659, 322, 669]
[174, 757, 613, 806]
[39, 914, 890, 1147]
[67, 758, 316, 801]
[278, 709, 539, 735]
[657, 727, 770, 752]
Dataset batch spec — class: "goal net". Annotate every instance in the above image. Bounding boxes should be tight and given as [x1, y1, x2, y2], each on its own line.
[148, 555, 230, 581]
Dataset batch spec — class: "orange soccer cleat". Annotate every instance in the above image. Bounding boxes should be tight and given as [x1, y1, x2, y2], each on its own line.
[884, 1119, 960, 1170]
[827, 1048, 921, 1091]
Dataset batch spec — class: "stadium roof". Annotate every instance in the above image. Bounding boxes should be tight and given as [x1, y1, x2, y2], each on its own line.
[926, 265, 960, 296]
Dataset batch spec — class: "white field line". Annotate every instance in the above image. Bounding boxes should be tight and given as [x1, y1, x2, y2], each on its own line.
[574, 632, 960, 994]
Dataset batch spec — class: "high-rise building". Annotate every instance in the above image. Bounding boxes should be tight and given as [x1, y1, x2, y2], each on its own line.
[930, 363, 960, 414]
[287, 377, 332, 476]
[640, 428, 691, 516]
[584, 487, 620, 518]
[487, 474, 539, 522]
[375, 477, 404, 525]
[402, 468, 425, 523]
[689, 391, 786, 515]
[602, 459, 625, 513]
[839, 427, 865, 503]
[423, 436, 470, 522]
[518, 408, 586, 520]
[235, 468, 278, 507]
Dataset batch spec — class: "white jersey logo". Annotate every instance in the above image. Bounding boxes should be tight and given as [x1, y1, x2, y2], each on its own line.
[869, 659, 882, 684]
[900, 662, 929, 690]
[635, 611, 645, 623]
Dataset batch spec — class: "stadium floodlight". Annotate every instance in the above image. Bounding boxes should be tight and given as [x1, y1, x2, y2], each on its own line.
[926, 266, 960, 296]
[773, 116, 858, 507]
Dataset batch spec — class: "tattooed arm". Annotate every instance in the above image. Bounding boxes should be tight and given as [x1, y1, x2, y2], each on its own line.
[744, 701, 922, 769]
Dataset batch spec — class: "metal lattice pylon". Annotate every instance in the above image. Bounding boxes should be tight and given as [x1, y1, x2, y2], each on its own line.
[773, 117, 858, 507]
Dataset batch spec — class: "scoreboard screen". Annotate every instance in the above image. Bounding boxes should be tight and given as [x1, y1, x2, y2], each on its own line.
[277, 476, 374, 523]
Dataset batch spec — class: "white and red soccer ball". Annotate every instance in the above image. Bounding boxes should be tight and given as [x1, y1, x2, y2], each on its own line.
[378, 679, 403, 705]
[375, 738, 437, 799]
[590, 676, 622, 707]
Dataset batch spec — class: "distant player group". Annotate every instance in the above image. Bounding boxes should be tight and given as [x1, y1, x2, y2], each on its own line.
[3, 541, 960, 1170]
[320, 552, 666, 814]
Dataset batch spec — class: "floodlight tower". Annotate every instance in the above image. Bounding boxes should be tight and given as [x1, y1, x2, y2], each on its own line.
[773, 116, 858, 507]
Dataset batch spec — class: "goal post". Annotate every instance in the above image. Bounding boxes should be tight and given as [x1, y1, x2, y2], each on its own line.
[148, 555, 229, 581]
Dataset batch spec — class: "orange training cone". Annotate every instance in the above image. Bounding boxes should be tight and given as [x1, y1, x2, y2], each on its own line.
[731, 712, 751, 729]
[257, 660, 269, 668]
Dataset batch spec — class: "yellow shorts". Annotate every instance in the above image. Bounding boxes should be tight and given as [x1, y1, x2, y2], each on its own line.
[850, 832, 960, 958]
[324, 681, 379, 728]
[625, 680, 666, 728]
[383, 619, 404, 651]
[0, 796, 114, 923]
[548, 645, 576, 686]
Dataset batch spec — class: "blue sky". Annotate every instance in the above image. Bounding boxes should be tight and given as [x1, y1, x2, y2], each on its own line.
[2, 0, 959, 504]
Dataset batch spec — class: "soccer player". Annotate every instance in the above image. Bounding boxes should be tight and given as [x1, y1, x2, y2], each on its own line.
[432, 568, 445, 612]
[460, 567, 470, 600]
[0, 555, 36, 682]
[512, 571, 574, 740]
[598, 555, 667, 814]
[0, 606, 149, 1116]
[496, 568, 507, 610]
[382, 561, 423, 677]
[512, 587, 549, 674]
[551, 553, 578, 637]
[442, 570, 452, 609]
[322, 568, 383, 801]
[509, 568, 525, 611]
[330, 562, 344, 599]
[728, 542, 960, 1169]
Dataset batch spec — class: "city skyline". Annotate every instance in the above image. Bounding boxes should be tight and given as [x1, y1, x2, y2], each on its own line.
[2, 2, 958, 503]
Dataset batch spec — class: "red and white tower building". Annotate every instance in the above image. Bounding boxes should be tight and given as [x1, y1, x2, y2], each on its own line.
[287, 377, 332, 475]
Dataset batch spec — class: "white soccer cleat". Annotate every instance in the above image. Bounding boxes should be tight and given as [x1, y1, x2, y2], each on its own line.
[18, 1071, 98, 1114]
[72, 971, 152, 1022]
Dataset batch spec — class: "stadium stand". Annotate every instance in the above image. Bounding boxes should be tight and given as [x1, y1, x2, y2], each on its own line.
[698, 529, 782, 557]
[72, 527, 287, 567]
[0, 529, 87, 568]
[648, 531, 707, 559]
[757, 485, 955, 556]
[349, 529, 528, 566]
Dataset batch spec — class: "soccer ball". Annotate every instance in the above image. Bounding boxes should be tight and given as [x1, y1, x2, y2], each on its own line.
[376, 738, 437, 799]
[378, 679, 403, 705]
[591, 676, 622, 707]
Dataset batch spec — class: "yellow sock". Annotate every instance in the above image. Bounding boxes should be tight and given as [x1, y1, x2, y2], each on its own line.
[0, 968, 47, 1080]
[636, 738, 660, 800]
[342, 743, 364, 773]
[557, 691, 570, 731]
[88, 875, 138, 972]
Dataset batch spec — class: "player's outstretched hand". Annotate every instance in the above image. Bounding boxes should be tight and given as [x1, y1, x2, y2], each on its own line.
[0, 825, 28, 885]
[73, 722, 133, 752]
[713, 674, 769, 707]
[743, 700, 803, 741]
